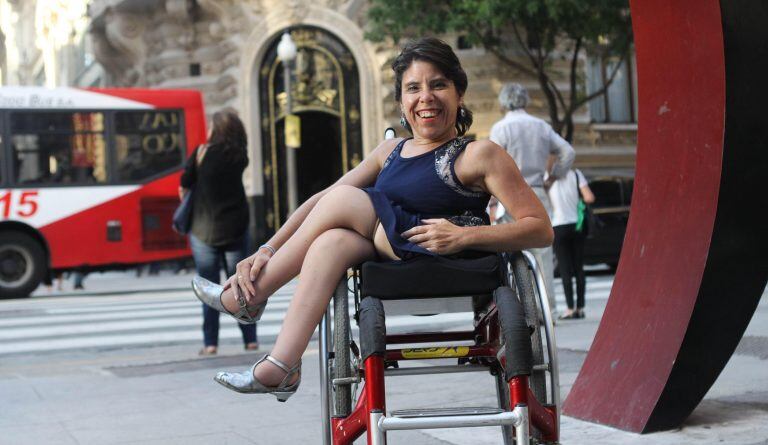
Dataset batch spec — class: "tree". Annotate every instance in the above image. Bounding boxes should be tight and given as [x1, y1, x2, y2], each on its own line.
[366, 0, 633, 142]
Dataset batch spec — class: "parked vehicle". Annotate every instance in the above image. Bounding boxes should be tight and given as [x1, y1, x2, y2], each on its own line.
[583, 176, 634, 270]
[0, 87, 206, 298]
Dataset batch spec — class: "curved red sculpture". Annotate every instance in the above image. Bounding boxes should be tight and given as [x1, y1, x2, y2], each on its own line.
[563, 0, 768, 432]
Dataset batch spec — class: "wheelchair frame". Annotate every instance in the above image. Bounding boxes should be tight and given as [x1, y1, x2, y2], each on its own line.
[318, 251, 560, 444]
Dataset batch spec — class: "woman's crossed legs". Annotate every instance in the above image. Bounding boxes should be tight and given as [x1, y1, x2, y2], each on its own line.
[217, 185, 390, 386]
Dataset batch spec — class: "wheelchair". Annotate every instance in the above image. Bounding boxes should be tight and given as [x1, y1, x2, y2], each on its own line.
[317, 250, 560, 444]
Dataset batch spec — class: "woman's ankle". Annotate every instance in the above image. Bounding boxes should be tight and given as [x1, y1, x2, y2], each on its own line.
[221, 286, 265, 315]
[253, 355, 300, 387]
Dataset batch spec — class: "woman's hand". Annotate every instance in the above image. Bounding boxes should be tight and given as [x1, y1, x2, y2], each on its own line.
[224, 247, 273, 305]
[402, 218, 466, 255]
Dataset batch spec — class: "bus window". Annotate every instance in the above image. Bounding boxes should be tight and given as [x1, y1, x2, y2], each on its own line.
[114, 110, 184, 182]
[10, 111, 107, 185]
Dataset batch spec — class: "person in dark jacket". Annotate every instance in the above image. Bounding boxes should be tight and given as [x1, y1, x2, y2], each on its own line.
[180, 108, 257, 355]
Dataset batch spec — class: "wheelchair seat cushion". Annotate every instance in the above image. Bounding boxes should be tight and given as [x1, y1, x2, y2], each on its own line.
[360, 254, 503, 299]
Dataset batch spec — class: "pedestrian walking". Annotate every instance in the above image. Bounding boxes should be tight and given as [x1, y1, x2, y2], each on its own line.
[547, 169, 595, 319]
[489, 83, 575, 313]
[180, 108, 258, 356]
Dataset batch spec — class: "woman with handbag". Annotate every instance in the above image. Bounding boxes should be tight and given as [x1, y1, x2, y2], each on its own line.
[547, 168, 595, 320]
[179, 108, 258, 355]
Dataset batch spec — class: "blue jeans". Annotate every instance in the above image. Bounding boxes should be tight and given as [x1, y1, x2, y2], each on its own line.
[190, 234, 257, 347]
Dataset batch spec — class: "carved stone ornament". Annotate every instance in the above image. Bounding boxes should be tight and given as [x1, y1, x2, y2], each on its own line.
[90, 7, 147, 86]
[165, 0, 192, 20]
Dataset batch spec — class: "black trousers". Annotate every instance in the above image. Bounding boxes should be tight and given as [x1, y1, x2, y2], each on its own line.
[553, 224, 586, 309]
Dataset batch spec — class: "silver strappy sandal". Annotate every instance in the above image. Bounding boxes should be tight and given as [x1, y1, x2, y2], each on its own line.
[191, 276, 266, 325]
[214, 354, 302, 402]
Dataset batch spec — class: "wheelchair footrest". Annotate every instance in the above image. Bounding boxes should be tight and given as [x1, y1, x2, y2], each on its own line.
[377, 405, 527, 432]
[391, 407, 503, 418]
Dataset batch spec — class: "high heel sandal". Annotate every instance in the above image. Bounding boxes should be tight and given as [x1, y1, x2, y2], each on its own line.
[191, 276, 266, 325]
[214, 354, 301, 402]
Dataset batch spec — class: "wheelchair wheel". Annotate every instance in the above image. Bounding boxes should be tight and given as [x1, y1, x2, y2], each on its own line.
[510, 253, 548, 405]
[332, 279, 353, 416]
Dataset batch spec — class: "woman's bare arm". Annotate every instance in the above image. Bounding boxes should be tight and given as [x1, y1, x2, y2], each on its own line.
[456, 140, 554, 252]
[580, 184, 596, 204]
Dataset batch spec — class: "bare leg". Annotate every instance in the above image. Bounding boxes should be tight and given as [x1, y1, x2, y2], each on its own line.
[219, 185, 378, 314]
[254, 228, 376, 385]
[216, 186, 384, 385]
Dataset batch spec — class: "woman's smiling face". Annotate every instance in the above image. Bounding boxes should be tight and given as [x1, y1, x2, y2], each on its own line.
[400, 60, 462, 142]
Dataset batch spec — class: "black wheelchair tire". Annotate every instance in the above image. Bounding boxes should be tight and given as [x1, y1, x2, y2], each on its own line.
[0, 231, 46, 299]
[510, 254, 548, 406]
[332, 280, 353, 417]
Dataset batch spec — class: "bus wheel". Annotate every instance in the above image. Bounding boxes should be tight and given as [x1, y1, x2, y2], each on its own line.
[0, 232, 46, 299]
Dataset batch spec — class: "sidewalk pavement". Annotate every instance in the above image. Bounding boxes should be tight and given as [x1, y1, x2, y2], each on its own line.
[556, 289, 768, 445]
[3, 274, 767, 444]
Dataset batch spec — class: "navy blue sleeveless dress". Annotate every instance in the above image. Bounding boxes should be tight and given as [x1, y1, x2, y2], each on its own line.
[363, 137, 491, 259]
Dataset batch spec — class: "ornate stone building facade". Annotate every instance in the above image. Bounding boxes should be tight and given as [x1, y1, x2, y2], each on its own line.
[0, 0, 103, 87]
[87, 0, 637, 240]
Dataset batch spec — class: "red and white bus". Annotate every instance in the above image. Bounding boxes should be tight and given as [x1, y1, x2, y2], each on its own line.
[0, 87, 207, 298]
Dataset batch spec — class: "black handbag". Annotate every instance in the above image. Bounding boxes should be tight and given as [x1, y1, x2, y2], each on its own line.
[172, 187, 194, 234]
[172, 145, 205, 235]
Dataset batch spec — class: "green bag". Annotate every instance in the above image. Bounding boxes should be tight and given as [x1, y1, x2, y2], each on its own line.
[576, 199, 587, 232]
[575, 171, 593, 236]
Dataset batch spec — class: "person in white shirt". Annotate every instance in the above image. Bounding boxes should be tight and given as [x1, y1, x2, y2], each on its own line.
[489, 83, 575, 312]
[547, 168, 595, 319]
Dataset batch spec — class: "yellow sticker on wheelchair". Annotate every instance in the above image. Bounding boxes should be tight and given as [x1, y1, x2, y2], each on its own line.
[401, 347, 470, 359]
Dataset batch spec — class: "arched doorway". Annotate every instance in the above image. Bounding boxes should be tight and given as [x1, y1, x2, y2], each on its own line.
[257, 27, 363, 236]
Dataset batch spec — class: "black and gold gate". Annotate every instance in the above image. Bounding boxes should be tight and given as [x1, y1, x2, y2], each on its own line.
[257, 27, 363, 237]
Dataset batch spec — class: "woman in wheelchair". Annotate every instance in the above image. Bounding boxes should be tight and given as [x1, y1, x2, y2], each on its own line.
[193, 37, 554, 400]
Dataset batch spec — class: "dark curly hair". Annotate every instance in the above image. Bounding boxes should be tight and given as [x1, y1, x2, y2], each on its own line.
[392, 37, 473, 136]
[208, 107, 248, 163]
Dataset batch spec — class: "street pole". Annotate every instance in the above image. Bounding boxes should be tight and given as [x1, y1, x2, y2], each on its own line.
[277, 32, 299, 215]
[284, 63, 298, 215]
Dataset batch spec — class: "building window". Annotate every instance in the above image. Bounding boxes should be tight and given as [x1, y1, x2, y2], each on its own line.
[587, 52, 637, 123]
[114, 110, 184, 182]
[10, 112, 107, 185]
[189, 63, 201, 77]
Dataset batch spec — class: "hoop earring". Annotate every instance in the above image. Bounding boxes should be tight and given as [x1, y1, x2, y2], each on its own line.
[400, 114, 408, 129]
[459, 106, 466, 118]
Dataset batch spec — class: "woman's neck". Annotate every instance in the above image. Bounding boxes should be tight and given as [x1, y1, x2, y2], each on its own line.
[409, 130, 458, 152]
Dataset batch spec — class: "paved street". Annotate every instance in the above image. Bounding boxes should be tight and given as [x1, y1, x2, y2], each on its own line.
[0, 270, 766, 444]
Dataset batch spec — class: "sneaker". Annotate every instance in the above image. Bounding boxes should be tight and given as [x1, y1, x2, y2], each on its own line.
[558, 311, 577, 320]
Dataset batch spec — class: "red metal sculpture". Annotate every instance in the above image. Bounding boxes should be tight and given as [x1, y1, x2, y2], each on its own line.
[563, 0, 768, 432]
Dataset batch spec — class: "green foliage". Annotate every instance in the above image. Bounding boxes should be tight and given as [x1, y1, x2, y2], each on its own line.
[366, 0, 633, 140]
[368, 0, 629, 53]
